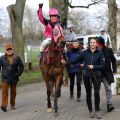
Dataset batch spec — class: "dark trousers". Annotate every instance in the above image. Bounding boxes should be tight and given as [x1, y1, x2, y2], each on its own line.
[83, 76, 101, 112]
[69, 72, 82, 98]
[1, 81, 17, 108]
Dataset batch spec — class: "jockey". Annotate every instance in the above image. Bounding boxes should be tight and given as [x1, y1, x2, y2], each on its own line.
[37, 3, 60, 60]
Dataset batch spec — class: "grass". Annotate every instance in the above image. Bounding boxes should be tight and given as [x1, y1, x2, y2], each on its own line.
[0, 70, 43, 87]
[18, 70, 43, 86]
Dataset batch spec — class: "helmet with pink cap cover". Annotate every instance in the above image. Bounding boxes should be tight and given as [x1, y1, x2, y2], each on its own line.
[49, 8, 59, 16]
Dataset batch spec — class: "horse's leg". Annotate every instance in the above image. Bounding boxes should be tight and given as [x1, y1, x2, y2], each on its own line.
[45, 79, 52, 112]
[50, 81, 55, 98]
[54, 74, 63, 114]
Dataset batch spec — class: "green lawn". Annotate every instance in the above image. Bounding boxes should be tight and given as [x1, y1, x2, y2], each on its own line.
[18, 70, 43, 86]
[0, 70, 43, 87]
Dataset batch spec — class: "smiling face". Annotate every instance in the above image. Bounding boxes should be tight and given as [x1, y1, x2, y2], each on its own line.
[89, 38, 97, 49]
[50, 15, 58, 23]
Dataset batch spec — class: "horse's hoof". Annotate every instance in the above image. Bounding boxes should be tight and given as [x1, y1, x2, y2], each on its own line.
[47, 108, 53, 113]
[54, 112, 59, 116]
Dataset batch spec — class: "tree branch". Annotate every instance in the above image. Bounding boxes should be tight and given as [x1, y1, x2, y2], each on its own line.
[65, 0, 105, 8]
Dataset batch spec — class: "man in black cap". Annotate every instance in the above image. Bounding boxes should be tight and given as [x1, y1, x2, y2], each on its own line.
[97, 37, 117, 112]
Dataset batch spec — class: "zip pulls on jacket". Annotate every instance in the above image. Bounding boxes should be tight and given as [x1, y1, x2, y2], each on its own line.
[88, 51, 99, 87]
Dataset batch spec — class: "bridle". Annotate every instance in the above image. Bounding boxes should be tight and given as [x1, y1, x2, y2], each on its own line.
[48, 45, 64, 62]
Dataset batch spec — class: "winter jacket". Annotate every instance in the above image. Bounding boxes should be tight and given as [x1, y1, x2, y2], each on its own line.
[69, 49, 105, 77]
[66, 48, 82, 73]
[38, 7, 58, 38]
[101, 46, 117, 83]
[0, 54, 24, 84]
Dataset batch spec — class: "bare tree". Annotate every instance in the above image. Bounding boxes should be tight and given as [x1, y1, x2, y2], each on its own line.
[68, 11, 92, 34]
[65, 0, 105, 8]
[23, 5, 43, 42]
[108, 0, 118, 51]
[7, 0, 26, 62]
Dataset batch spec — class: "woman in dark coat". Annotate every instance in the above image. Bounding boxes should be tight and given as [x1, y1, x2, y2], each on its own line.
[66, 41, 82, 102]
[69, 37, 105, 119]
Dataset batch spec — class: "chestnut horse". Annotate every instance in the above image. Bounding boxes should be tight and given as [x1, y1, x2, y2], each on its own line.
[40, 25, 66, 115]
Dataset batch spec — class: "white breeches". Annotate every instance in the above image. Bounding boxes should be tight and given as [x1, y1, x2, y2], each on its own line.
[40, 38, 51, 52]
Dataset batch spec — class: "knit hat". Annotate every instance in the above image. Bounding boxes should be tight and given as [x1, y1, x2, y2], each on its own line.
[97, 37, 105, 46]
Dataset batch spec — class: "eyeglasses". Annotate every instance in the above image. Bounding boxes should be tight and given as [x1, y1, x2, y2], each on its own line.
[6, 48, 13, 51]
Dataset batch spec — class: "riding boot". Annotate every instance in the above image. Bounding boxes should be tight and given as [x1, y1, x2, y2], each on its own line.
[39, 52, 44, 64]
[107, 104, 114, 112]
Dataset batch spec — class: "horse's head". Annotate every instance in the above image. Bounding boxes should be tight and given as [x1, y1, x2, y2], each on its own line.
[53, 27, 66, 48]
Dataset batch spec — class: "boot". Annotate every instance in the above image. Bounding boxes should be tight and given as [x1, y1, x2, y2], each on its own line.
[107, 104, 114, 112]
[39, 52, 44, 64]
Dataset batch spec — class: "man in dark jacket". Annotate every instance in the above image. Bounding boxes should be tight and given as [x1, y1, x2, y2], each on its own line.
[0, 43, 24, 112]
[69, 37, 105, 119]
[97, 37, 117, 112]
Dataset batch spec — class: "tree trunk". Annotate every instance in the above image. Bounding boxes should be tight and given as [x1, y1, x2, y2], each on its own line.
[49, 0, 68, 29]
[7, 0, 26, 62]
[108, 0, 118, 51]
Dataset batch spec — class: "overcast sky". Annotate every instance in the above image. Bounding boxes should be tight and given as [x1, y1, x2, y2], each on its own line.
[0, 0, 120, 36]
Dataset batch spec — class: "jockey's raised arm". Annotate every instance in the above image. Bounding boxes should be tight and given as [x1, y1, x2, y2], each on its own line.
[37, 4, 49, 26]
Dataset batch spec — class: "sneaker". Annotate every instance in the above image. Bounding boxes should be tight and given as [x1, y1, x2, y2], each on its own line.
[95, 111, 102, 119]
[1, 106, 7, 112]
[89, 112, 94, 118]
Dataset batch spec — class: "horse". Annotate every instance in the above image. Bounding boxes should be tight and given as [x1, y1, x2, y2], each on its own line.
[40, 25, 66, 115]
